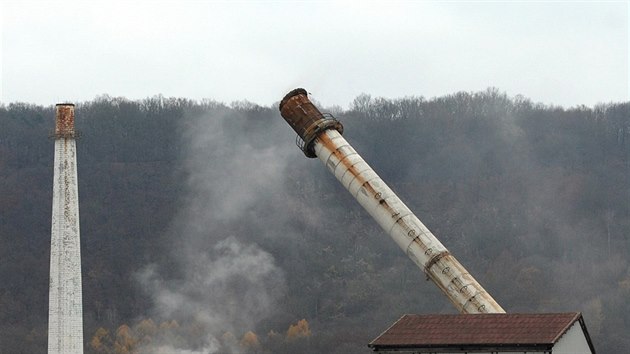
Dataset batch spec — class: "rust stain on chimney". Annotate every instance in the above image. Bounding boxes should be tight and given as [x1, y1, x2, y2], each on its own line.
[55, 104, 76, 139]
[279, 88, 343, 157]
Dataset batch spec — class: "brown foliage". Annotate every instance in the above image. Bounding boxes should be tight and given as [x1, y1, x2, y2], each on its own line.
[159, 319, 179, 330]
[286, 319, 311, 340]
[240, 331, 260, 348]
[114, 324, 136, 354]
[135, 319, 157, 336]
[90, 327, 111, 353]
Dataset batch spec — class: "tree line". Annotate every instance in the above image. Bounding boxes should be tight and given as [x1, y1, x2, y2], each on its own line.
[0, 90, 628, 353]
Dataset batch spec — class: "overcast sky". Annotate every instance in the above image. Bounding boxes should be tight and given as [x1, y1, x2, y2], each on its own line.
[1, 1, 628, 108]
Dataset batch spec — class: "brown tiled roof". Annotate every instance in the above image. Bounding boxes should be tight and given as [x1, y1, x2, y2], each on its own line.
[369, 313, 582, 348]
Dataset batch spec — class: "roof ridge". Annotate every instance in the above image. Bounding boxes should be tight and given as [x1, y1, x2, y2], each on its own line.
[368, 314, 408, 347]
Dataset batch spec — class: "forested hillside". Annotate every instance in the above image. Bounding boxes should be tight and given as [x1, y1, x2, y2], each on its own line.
[0, 90, 628, 353]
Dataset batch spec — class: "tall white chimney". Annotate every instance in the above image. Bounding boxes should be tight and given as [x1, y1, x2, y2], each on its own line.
[48, 103, 84, 353]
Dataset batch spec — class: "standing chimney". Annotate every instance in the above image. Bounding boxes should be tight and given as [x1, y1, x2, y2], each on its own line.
[48, 104, 84, 353]
[279, 89, 505, 314]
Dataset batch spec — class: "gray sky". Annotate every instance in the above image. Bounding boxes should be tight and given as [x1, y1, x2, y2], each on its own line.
[1, 0, 628, 108]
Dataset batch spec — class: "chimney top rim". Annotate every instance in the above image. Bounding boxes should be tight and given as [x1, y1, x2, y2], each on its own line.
[279, 88, 307, 111]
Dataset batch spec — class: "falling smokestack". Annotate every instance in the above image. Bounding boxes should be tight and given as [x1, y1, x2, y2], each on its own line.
[279, 89, 505, 314]
[48, 104, 84, 353]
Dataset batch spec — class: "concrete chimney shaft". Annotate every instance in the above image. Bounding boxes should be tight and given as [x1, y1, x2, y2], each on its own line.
[279, 89, 505, 314]
[49, 103, 83, 353]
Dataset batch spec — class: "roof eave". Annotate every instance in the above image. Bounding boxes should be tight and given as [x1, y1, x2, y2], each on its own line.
[368, 343, 554, 352]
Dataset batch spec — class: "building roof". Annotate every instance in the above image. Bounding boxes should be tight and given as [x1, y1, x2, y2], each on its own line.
[369, 312, 595, 352]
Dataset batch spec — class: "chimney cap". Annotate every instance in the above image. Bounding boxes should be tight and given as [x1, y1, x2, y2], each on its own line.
[279, 88, 308, 111]
[56, 103, 75, 107]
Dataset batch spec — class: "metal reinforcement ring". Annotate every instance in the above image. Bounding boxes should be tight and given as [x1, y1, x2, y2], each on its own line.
[296, 113, 343, 157]
[49, 130, 82, 139]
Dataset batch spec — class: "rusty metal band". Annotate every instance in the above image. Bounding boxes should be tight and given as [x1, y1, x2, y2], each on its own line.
[423, 250, 451, 274]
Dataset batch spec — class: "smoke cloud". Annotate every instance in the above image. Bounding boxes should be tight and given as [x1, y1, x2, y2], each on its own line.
[135, 105, 293, 353]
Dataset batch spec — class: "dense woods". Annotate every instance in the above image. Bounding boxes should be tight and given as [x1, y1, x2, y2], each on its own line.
[0, 90, 628, 353]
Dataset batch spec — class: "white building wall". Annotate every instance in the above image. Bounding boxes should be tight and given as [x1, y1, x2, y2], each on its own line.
[553, 322, 592, 354]
[48, 138, 83, 354]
